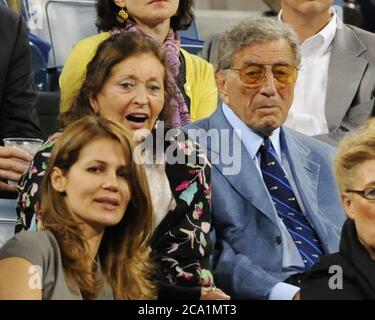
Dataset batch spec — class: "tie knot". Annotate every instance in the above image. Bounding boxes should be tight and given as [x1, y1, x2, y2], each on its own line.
[259, 138, 272, 153]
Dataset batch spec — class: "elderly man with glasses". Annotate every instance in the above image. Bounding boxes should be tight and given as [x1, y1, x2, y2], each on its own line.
[185, 17, 346, 300]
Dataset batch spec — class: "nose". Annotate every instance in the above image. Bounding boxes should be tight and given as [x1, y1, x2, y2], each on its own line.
[133, 84, 148, 105]
[259, 69, 277, 97]
[102, 171, 119, 192]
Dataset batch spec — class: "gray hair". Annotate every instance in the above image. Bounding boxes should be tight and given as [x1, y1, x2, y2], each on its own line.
[217, 17, 301, 70]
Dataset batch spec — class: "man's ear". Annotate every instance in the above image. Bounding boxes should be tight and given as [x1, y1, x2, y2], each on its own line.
[341, 192, 355, 220]
[215, 69, 229, 104]
[50, 167, 67, 193]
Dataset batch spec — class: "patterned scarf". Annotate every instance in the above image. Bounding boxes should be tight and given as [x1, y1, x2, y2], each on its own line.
[111, 21, 191, 128]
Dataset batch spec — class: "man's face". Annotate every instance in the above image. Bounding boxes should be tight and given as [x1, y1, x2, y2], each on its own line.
[217, 39, 297, 136]
[281, 0, 333, 16]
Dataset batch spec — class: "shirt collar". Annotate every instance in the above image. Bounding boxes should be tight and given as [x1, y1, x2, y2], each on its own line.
[279, 7, 337, 55]
[221, 103, 282, 161]
[315, 8, 337, 54]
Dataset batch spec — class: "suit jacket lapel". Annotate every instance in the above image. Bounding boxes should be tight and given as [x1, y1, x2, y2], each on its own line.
[282, 128, 319, 217]
[282, 128, 335, 251]
[325, 25, 368, 131]
[208, 109, 279, 224]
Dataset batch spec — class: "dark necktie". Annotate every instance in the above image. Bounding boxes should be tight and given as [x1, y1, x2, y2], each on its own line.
[259, 138, 324, 270]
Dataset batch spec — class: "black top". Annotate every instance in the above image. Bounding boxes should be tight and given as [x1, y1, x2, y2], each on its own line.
[300, 218, 375, 300]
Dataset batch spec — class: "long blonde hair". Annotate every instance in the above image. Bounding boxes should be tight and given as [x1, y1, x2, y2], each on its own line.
[40, 116, 155, 299]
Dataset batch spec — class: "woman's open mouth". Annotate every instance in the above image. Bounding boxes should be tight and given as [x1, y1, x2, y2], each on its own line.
[125, 113, 149, 129]
[126, 114, 148, 123]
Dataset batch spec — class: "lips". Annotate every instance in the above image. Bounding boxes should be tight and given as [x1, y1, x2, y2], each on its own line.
[94, 196, 120, 209]
[255, 105, 280, 111]
[148, 0, 167, 4]
[255, 104, 279, 109]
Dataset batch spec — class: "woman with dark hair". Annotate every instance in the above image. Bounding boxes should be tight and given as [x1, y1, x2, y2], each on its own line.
[96, 0, 194, 32]
[16, 32, 229, 300]
[59, 0, 217, 129]
[0, 116, 155, 299]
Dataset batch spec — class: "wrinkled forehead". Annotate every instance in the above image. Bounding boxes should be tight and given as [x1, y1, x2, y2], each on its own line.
[232, 39, 296, 67]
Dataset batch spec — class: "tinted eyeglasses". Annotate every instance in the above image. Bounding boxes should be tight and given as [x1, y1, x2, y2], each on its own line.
[229, 64, 298, 87]
[346, 188, 375, 201]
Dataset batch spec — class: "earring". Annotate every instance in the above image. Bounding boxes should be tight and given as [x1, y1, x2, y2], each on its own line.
[154, 119, 160, 130]
[116, 7, 128, 24]
[59, 188, 64, 192]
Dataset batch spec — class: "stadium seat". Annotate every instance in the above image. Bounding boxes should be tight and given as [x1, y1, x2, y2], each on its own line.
[180, 36, 205, 55]
[178, 17, 204, 55]
[29, 41, 48, 91]
[35, 91, 61, 138]
[29, 32, 51, 65]
[178, 16, 200, 40]
[0, 199, 17, 248]
[45, 0, 97, 68]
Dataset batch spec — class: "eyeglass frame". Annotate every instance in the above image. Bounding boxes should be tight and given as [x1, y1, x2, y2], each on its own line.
[226, 63, 299, 88]
[345, 188, 375, 201]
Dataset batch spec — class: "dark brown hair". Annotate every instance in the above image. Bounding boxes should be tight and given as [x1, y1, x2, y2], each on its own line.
[60, 32, 172, 128]
[40, 116, 156, 299]
[96, 0, 193, 32]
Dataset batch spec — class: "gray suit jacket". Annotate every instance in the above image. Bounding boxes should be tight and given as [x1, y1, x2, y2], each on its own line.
[321, 24, 375, 144]
[201, 24, 375, 146]
[185, 107, 346, 299]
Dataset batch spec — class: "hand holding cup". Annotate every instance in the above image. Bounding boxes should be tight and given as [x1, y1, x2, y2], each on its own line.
[0, 138, 43, 192]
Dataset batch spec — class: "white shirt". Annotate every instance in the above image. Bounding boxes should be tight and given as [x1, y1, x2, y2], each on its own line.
[280, 9, 338, 136]
[143, 149, 176, 229]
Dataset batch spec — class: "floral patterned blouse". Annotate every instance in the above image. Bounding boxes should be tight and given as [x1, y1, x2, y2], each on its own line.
[16, 128, 213, 300]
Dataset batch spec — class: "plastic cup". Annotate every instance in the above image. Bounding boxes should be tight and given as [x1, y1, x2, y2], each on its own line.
[3, 138, 43, 155]
[3, 138, 43, 185]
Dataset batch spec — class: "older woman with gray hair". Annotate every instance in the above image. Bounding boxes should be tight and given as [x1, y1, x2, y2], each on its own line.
[300, 118, 375, 299]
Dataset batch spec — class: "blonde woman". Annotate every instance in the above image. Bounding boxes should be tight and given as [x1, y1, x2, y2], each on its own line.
[301, 119, 375, 299]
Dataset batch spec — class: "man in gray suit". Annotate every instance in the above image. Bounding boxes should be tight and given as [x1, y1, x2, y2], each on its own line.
[187, 17, 346, 300]
[281, 0, 375, 145]
[202, 0, 375, 145]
